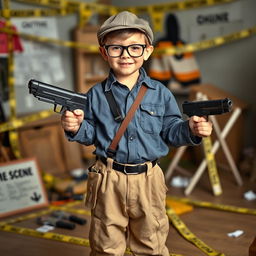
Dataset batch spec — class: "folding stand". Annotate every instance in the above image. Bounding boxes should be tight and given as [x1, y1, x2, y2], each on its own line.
[165, 84, 246, 195]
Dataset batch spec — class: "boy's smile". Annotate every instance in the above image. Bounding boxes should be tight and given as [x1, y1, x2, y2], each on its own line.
[99, 32, 153, 87]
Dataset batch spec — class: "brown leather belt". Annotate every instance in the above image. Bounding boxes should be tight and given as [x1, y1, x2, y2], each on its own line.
[99, 157, 157, 175]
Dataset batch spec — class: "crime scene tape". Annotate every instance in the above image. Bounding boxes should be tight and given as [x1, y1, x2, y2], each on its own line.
[153, 26, 256, 55]
[0, 27, 99, 51]
[10, 0, 238, 32]
[12, 0, 237, 15]
[195, 92, 222, 196]
[168, 196, 256, 215]
[0, 110, 54, 133]
[10, 0, 237, 31]
[0, 8, 75, 18]
[8, 130, 21, 158]
[3, 1, 21, 158]
[202, 136, 222, 196]
[0, 198, 223, 256]
[166, 207, 225, 256]
[0, 224, 91, 247]
[0, 223, 182, 256]
[1, 24, 256, 57]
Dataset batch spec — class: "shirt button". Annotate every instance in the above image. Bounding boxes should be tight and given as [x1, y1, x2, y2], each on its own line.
[129, 136, 134, 141]
[150, 111, 155, 115]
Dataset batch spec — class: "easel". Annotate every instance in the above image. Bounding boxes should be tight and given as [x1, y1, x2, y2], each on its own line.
[165, 84, 247, 195]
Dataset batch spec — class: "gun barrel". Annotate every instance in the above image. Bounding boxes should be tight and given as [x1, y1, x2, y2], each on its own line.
[182, 98, 232, 117]
[28, 79, 87, 112]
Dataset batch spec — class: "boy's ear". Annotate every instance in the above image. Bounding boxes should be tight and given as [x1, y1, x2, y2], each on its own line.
[99, 46, 108, 61]
[143, 45, 154, 61]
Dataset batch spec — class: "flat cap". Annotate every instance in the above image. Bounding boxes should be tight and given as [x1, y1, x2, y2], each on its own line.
[97, 11, 154, 45]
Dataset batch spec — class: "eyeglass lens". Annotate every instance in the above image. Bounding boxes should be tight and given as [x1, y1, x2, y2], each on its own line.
[105, 44, 146, 57]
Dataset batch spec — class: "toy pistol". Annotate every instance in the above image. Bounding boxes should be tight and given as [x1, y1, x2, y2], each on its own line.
[182, 98, 232, 117]
[36, 216, 76, 230]
[51, 210, 87, 225]
[28, 79, 87, 113]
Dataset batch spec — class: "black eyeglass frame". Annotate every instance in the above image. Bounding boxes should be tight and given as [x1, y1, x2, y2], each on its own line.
[104, 44, 147, 58]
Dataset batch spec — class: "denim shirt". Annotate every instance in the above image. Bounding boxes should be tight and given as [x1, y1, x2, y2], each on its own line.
[67, 68, 201, 164]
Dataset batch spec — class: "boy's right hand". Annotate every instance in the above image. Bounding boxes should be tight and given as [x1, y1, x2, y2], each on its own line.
[61, 109, 84, 134]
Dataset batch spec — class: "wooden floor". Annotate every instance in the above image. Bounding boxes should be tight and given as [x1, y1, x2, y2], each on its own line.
[0, 163, 255, 256]
[165, 166, 256, 256]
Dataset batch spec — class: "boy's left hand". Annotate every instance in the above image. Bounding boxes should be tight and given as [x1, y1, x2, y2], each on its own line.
[189, 116, 213, 137]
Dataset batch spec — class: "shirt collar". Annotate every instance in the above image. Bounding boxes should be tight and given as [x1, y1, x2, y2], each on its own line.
[103, 68, 155, 92]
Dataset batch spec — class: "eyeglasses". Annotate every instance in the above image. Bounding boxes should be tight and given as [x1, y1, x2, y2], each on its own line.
[104, 44, 147, 58]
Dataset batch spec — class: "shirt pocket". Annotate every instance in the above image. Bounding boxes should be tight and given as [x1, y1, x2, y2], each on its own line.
[140, 104, 164, 134]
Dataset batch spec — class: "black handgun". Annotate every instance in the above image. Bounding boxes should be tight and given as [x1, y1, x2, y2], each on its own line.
[36, 216, 76, 230]
[51, 210, 87, 225]
[182, 98, 232, 117]
[28, 79, 87, 113]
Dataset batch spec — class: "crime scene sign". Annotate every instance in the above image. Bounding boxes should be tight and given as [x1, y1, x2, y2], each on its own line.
[0, 158, 49, 218]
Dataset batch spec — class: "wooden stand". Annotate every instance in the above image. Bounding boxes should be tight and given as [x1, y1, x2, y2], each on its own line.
[165, 84, 247, 195]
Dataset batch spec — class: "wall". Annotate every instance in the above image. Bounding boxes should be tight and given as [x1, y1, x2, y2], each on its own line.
[3, 0, 256, 148]
[112, 0, 256, 148]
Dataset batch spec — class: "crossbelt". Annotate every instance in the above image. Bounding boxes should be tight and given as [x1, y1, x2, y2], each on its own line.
[98, 157, 158, 175]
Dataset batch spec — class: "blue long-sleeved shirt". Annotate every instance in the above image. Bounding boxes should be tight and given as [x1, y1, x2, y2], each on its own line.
[67, 68, 201, 164]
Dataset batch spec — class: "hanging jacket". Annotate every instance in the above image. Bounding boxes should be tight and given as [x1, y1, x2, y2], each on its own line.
[149, 40, 201, 86]
[149, 14, 201, 87]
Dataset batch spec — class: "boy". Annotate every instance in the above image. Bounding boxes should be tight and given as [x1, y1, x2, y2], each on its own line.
[61, 11, 212, 256]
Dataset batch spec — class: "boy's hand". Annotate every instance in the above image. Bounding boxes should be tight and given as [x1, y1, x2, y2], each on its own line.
[61, 109, 84, 134]
[189, 116, 212, 137]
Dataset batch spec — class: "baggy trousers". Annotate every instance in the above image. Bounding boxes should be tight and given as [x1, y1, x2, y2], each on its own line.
[85, 158, 170, 256]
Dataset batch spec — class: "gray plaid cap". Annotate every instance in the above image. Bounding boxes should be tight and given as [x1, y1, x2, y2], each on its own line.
[97, 11, 154, 45]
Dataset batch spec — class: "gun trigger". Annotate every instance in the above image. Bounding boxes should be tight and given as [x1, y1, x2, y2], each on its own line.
[54, 104, 62, 113]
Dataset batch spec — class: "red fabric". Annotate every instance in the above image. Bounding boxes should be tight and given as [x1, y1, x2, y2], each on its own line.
[0, 20, 23, 54]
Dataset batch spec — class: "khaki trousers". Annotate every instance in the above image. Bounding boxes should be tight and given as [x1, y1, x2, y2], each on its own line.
[85, 158, 170, 256]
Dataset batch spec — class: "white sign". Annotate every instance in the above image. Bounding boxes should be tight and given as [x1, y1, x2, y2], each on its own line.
[11, 17, 65, 86]
[0, 158, 49, 218]
[189, 1, 242, 42]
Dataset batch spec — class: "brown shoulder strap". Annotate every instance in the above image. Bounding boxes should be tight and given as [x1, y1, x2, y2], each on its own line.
[107, 84, 148, 158]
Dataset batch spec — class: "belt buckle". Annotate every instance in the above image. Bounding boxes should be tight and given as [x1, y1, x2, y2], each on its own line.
[123, 165, 139, 175]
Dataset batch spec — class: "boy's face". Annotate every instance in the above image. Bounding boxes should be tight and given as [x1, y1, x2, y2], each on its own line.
[99, 32, 153, 80]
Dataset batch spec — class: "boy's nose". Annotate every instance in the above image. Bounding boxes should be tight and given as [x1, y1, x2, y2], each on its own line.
[121, 48, 130, 57]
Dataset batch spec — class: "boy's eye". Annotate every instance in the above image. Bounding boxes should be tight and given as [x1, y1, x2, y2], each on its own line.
[111, 46, 122, 51]
[130, 46, 140, 51]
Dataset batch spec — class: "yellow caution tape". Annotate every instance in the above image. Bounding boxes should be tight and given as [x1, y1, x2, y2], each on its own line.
[0, 8, 74, 18]
[154, 26, 256, 55]
[8, 130, 21, 158]
[0, 110, 55, 133]
[1, 25, 255, 57]
[0, 223, 184, 256]
[0, 224, 91, 246]
[167, 207, 225, 256]
[12, 0, 117, 16]
[0, 27, 99, 51]
[3, 2, 21, 158]
[78, 3, 93, 28]
[12, 0, 237, 15]
[203, 137, 222, 196]
[168, 196, 256, 215]
[4, 196, 253, 256]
